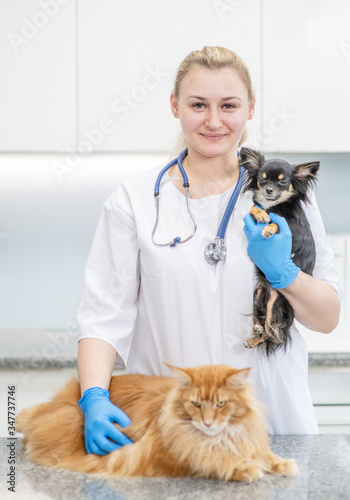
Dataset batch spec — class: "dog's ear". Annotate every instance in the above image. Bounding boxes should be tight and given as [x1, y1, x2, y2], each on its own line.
[239, 148, 265, 173]
[293, 161, 319, 202]
[294, 161, 319, 180]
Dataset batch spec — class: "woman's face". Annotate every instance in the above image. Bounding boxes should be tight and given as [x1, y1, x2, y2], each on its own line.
[170, 66, 255, 159]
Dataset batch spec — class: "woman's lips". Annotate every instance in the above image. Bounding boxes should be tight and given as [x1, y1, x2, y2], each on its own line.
[201, 134, 226, 141]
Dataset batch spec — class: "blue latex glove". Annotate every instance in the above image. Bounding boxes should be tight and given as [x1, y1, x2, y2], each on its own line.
[243, 211, 300, 289]
[78, 387, 133, 455]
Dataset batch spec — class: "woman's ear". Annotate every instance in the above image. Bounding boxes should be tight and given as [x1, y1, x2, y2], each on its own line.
[170, 94, 179, 118]
[248, 99, 255, 120]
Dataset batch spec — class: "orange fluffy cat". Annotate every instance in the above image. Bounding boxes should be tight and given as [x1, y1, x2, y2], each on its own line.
[16, 364, 297, 482]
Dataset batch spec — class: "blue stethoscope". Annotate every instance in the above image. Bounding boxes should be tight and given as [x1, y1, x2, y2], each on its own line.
[152, 148, 245, 265]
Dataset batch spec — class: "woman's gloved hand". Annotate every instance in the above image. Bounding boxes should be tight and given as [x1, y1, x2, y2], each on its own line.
[78, 386, 133, 455]
[243, 211, 300, 289]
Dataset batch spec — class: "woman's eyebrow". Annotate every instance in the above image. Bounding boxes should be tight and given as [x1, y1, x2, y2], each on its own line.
[186, 95, 242, 101]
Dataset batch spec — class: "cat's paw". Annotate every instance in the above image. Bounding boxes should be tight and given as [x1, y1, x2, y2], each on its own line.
[232, 465, 264, 482]
[272, 459, 298, 477]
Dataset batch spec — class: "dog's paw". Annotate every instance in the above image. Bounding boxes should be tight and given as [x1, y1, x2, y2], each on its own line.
[261, 222, 279, 238]
[250, 206, 270, 224]
[243, 336, 265, 349]
[253, 323, 265, 335]
[255, 212, 270, 224]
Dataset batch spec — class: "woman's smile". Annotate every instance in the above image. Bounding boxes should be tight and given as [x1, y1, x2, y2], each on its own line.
[200, 133, 227, 141]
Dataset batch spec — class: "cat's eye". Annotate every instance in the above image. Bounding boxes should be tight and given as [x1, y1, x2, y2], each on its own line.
[191, 401, 201, 408]
[216, 401, 226, 408]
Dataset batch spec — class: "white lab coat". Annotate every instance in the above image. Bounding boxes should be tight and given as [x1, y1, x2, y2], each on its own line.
[77, 165, 343, 435]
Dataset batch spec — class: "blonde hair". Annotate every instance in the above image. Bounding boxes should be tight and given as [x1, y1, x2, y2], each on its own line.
[172, 46, 255, 153]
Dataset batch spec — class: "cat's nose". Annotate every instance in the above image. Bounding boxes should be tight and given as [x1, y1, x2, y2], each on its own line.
[204, 422, 213, 427]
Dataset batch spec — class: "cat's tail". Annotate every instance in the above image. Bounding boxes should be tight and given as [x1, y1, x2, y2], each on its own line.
[15, 376, 151, 476]
[16, 376, 102, 472]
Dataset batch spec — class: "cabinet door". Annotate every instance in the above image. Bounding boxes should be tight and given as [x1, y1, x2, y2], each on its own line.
[262, 0, 350, 152]
[78, 0, 261, 152]
[297, 234, 350, 353]
[0, 0, 76, 151]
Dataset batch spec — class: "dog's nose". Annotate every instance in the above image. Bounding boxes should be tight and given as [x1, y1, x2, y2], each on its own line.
[265, 186, 274, 194]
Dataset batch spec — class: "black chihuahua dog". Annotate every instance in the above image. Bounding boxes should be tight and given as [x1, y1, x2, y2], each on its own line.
[240, 147, 319, 355]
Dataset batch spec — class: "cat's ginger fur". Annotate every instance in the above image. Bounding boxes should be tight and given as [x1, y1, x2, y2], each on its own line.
[16, 364, 297, 482]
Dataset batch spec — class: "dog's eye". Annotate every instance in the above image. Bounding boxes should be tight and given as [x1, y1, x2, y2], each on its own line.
[278, 180, 288, 186]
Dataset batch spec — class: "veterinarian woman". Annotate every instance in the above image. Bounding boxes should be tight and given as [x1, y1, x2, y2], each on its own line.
[77, 46, 343, 455]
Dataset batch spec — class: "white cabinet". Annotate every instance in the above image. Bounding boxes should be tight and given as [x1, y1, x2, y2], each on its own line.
[298, 234, 350, 353]
[0, 0, 76, 151]
[309, 367, 350, 435]
[2, 1, 349, 153]
[262, 0, 350, 153]
[77, 0, 261, 152]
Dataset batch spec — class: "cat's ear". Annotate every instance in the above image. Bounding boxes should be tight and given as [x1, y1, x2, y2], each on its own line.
[163, 363, 192, 387]
[226, 368, 251, 389]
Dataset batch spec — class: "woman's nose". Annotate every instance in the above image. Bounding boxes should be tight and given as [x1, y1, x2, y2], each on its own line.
[205, 109, 222, 129]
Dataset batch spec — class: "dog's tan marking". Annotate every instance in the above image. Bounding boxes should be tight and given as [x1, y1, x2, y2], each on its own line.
[278, 174, 284, 180]
[265, 289, 278, 327]
[262, 172, 267, 179]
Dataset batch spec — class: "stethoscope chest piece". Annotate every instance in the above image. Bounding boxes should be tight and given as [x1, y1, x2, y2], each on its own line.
[204, 237, 227, 265]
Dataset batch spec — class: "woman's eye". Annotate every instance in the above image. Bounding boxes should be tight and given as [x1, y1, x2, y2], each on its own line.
[191, 401, 201, 408]
[222, 103, 236, 109]
[216, 401, 226, 408]
[192, 102, 206, 109]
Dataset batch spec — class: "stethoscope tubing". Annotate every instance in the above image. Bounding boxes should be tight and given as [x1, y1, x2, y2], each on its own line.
[216, 165, 245, 239]
[154, 149, 189, 196]
[152, 148, 244, 257]
[152, 148, 196, 247]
